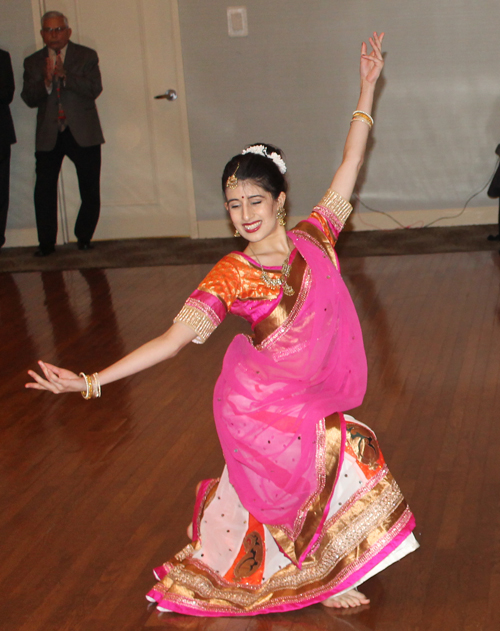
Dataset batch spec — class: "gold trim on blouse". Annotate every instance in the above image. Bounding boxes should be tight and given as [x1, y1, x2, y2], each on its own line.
[315, 189, 353, 229]
[174, 304, 218, 344]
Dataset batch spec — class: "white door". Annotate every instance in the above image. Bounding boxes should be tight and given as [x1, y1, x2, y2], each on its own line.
[31, 0, 197, 241]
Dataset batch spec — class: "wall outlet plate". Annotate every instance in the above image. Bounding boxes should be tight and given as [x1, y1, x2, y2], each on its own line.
[227, 7, 248, 37]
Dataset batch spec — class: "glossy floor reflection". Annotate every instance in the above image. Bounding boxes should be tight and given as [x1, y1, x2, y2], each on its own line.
[1, 250, 499, 631]
[146, 601, 373, 629]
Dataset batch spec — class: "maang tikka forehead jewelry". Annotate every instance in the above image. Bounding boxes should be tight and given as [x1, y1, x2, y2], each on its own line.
[226, 163, 240, 189]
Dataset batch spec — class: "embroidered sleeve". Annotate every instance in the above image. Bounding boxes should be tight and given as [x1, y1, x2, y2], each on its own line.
[291, 189, 352, 266]
[173, 256, 240, 344]
[314, 189, 353, 233]
[303, 188, 353, 249]
[174, 293, 223, 344]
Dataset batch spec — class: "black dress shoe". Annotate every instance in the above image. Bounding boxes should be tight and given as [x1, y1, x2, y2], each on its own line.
[34, 245, 55, 257]
[77, 241, 94, 251]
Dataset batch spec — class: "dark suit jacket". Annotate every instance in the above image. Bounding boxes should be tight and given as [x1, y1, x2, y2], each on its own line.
[0, 49, 16, 150]
[21, 40, 104, 151]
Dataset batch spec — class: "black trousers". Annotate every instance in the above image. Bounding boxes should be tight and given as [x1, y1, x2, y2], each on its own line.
[34, 128, 101, 248]
[0, 145, 11, 248]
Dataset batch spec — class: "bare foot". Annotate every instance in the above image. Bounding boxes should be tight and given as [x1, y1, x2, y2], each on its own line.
[322, 588, 370, 609]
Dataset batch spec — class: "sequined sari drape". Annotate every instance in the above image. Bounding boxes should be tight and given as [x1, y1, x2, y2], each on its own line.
[213, 228, 367, 562]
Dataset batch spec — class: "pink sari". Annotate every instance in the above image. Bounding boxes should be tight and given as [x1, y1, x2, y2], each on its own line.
[213, 229, 367, 559]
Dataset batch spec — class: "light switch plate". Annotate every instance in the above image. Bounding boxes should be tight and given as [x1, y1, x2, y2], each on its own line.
[227, 7, 248, 37]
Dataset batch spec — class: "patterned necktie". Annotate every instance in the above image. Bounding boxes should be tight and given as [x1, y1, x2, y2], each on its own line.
[55, 51, 66, 132]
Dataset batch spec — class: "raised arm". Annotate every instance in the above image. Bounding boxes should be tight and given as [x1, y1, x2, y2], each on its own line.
[330, 32, 385, 201]
[25, 321, 197, 396]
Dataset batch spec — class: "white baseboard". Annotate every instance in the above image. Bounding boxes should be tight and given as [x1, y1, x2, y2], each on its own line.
[4, 228, 40, 247]
[4, 215, 192, 248]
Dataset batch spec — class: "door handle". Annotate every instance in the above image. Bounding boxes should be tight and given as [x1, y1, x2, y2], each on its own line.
[154, 89, 178, 101]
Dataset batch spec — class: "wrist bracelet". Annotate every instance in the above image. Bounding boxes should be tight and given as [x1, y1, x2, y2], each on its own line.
[351, 110, 374, 129]
[352, 110, 374, 124]
[79, 372, 92, 400]
[79, 372, 101, 399]
[91, 372, 102, 398]
[351, 116, 373, 129]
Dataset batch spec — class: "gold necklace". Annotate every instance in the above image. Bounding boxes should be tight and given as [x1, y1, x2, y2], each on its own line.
[248, 246, 295, 296]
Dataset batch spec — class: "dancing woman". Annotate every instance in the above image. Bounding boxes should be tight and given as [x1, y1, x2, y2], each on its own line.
[27, 32, 418, 615]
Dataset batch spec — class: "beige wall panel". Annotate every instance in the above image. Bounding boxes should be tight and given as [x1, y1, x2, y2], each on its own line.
[177, 0, 500, 230]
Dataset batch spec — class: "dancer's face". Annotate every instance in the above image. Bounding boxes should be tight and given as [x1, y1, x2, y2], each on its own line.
[225, 180, 285, 243]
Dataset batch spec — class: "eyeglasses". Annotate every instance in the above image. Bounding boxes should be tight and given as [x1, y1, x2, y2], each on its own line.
[42, 27, 67, 34]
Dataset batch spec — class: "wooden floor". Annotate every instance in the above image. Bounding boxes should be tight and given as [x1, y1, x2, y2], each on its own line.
[1, 250, 499, 631]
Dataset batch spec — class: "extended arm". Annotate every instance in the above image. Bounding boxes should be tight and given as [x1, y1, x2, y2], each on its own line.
[26, 322, 197, 395]
[329, 32, 385, 201]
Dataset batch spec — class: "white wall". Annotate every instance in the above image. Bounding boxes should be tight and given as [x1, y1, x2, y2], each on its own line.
[2, 0, 499, 244]
[177, 0, 499, 230]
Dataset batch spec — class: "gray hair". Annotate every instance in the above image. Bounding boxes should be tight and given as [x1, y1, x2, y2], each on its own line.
[41, 11, 69, 28]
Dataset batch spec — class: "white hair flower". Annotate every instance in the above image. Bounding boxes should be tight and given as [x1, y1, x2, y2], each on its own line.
[241, 145, 287, 174]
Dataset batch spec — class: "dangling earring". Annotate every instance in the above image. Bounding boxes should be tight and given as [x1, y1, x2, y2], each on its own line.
[234, 228, 240, 237]
[276, 204, 286, 227]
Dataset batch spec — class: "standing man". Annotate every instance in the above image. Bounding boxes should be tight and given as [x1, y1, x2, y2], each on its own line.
[0, 48, 16, 250]
[21, 11, 104, 256]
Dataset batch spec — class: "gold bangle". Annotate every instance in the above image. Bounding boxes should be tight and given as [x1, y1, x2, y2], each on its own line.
[79, 372, 93, 400]
[91, 372, 101, 398]
[351, 115, 373, 129]
[352, 112, 373, 126]
[352, 110, 374, 125]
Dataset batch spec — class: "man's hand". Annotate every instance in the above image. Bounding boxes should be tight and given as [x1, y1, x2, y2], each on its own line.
[43, 56, 55, 88]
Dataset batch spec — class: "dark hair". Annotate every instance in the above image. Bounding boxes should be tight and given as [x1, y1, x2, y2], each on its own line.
[221, 143, 288, 199]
